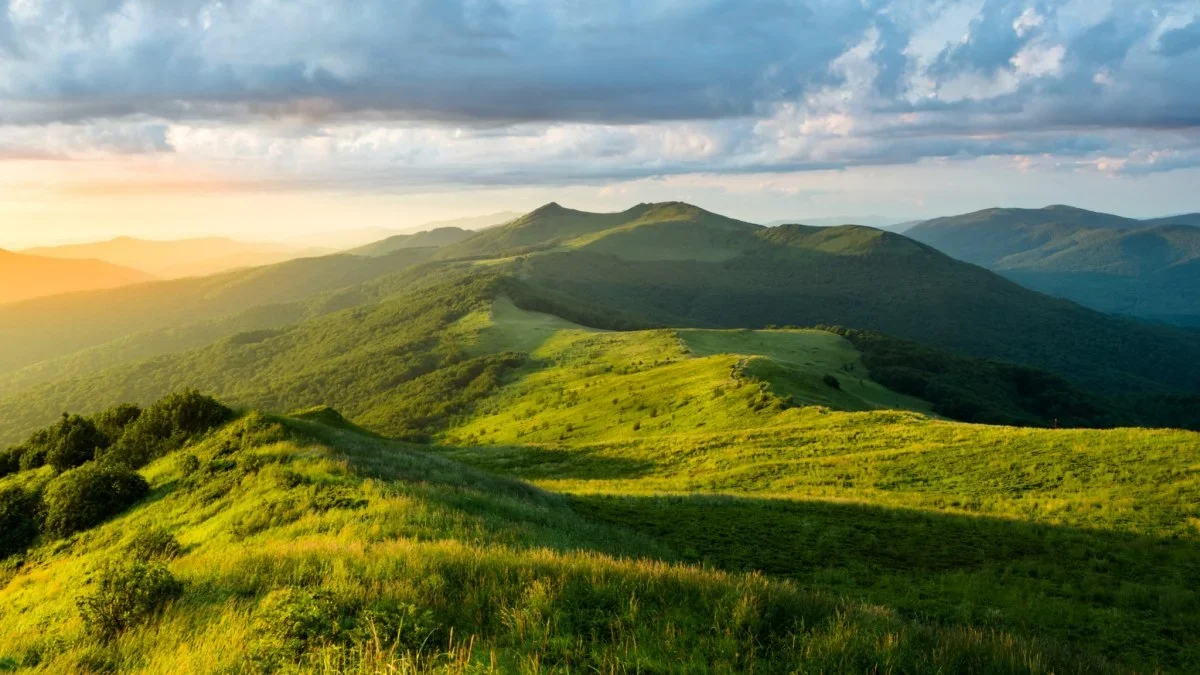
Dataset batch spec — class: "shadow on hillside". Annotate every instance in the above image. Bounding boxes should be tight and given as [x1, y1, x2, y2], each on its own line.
[567, 492, 1200, 670]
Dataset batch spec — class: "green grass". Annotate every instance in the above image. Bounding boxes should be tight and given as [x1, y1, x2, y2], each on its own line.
[423, 302, 1200, 670]
[0, 412, 1101, 674]
[679, 328, 934, 413]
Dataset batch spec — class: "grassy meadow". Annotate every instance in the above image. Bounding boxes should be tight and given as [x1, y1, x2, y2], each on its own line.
[1, 287, 1198, 672]
[0, 410, 1105, 674]
[433, 300, 1200, 671]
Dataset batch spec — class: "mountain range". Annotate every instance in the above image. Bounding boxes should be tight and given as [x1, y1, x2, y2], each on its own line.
[20, 236, 332, 279]
[2, 200, 1199, 448]
[0, 249, 152, 305]
[3, 200, 1200, 671]
[906, 205, 1200, 325]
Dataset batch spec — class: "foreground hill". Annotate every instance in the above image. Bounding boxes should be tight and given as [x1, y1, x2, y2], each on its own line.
[907, 206, 1200, 324]
[21, 236, 330, 279]
[0, 249, 151, 305]
[2, 382, 1197, 670]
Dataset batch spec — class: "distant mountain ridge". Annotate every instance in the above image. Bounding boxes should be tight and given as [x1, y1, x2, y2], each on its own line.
[349, 227, 474, 257]
[0, 249, 152, 305]
[21, 236, 330, 279]
[907, 205, 1200, 324]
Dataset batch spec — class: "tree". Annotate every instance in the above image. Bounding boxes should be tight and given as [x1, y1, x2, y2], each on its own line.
[45, 414, 108, 473]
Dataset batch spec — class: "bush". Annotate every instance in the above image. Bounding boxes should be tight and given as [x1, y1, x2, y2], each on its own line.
[91, 404, 142, 444]
[17, 441, 47, 472]
[77, 560, 182, 641]
[0, 486, 41, 559]
[45, 414, 109, 473]
[42, 463, 149, 538]
[108, 391, 232, 468]
[125, 527, 183, 561]
[0, 446, 24, 478]
[176, 453, 201, 476]
[250, 588, 343, 670]
[822, 374, 841, 390]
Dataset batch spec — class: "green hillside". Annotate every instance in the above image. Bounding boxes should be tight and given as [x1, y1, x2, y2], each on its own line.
[1, 255, 1199, 669]
[0, 269, 1154, 450]
[0, 248, 437, 380]
[907, 207, 1200, 324]
[512, 222, 1200, 396]
[3, 398, 1129, 673]
[348, 228, 472, 257]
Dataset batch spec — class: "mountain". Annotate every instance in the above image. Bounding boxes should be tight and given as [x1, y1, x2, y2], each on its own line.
[6, 201, 1200, 416]
[0, 248, 438, 381]
[0, 249, 152, 305]
[20, 237, 330, 279]
[348, 227, 474, 257]
[297, 212, 523, 249]
[766, 215, 901, 229]
[907, 205, 1200, 324]
[3, 202, 1200, 669]
[480, 204, 1200, 395]
[1142, 212, 1200, 227]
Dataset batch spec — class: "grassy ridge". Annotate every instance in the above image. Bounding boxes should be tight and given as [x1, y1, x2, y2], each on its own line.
[427, 300, 1200, 670]
[0, 412, 1095, 673]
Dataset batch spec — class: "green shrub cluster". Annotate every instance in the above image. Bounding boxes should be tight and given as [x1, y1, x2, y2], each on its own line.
[248, 588, 437, 672]
[0, 390, 230, 479]
[0, 391, 232, 559]
[103, 390, 233, 468]
[77, 559, 183, 642]
[42, 463, 150, 538]
[820, 326, 1120, 427]
[0, 486, 41, 559]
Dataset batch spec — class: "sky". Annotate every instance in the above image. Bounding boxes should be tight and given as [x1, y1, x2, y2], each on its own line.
[2, 0, 1200, 247]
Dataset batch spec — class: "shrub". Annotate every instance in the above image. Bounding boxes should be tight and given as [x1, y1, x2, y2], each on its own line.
[822, 374, 841, 390]
[108, 391, 232, 468]
[125, 527, 183, 561]
[42, 463, 149, 538]
[77, 560, 182, 641]
[249, 588, 343, 670]
[91, 404, 142, 445]
[176, 453, 201, 476]
[0, 486, 41, 559]
[17, 441, 47, 472]
[45, 414, 109, 473]
[0, 446, 24, 478]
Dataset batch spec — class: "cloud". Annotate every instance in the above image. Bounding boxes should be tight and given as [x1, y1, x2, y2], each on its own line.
[0, 0, 1199, 189]
[1158, 18, 1200, 57]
